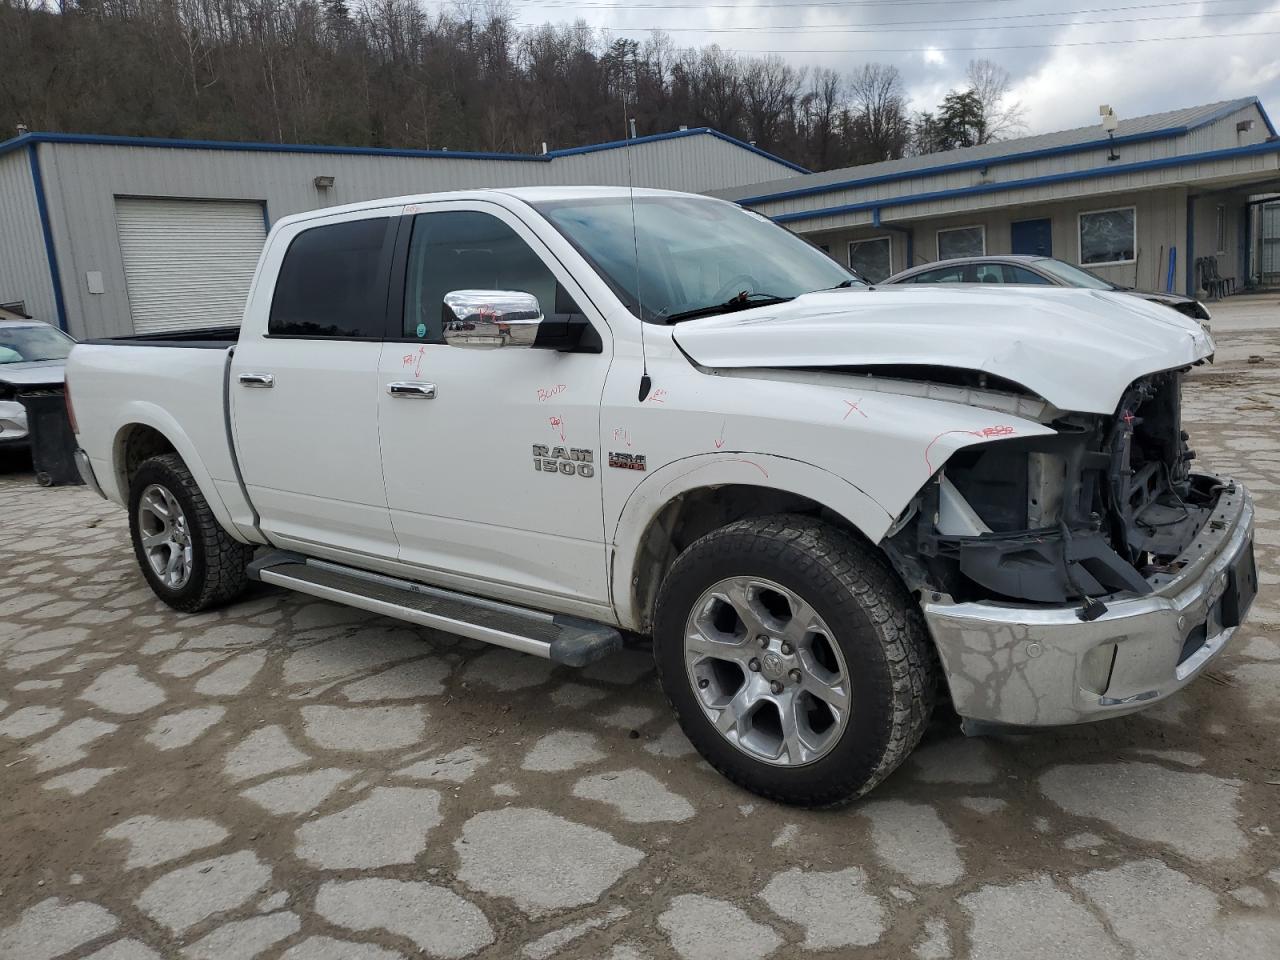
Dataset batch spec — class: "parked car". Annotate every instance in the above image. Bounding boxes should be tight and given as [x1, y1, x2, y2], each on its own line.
[883, 255, 1212, 328]
[0, 315, 74, 447]
[66, 187, 1253, 806]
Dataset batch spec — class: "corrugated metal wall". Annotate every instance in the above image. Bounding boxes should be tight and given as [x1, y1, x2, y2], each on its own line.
[550, 136, 795, 194]
[0, 149, 57, 325]
[32, 133, 795, 338]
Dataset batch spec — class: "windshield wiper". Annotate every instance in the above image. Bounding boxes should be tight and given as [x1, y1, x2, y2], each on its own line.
[664, 292, 794, 324]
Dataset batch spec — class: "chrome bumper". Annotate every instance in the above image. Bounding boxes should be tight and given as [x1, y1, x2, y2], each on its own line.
[923, 480, 1255, 727]
[75, 448, 106, 499]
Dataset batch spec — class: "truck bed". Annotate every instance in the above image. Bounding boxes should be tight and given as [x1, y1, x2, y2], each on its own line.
[81, 326, 240, 349]
[66, 338, 247, 531]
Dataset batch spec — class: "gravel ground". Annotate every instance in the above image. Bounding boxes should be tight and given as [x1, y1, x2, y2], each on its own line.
[2, 298, 1279, 959]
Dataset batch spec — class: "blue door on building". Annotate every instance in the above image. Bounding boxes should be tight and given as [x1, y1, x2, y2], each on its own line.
[1011, 218, 1053, 256]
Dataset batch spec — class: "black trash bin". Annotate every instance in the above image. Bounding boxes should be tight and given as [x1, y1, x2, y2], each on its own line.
[18, 388, 83, 487]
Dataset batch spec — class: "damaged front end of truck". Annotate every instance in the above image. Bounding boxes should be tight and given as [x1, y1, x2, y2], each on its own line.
[673, 284, 1255, 728]
[884, 369, 1227, 619]
[879, 366, 1256, 729]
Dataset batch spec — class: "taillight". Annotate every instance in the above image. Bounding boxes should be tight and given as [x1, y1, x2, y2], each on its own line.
[64, 380, 78, 434]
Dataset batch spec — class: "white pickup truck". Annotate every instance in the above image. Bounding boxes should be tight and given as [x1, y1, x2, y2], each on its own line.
[67, 187, 1256, 805]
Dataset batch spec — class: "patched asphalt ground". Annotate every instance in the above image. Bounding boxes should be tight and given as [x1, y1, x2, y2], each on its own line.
[2, 297, 1279, 960]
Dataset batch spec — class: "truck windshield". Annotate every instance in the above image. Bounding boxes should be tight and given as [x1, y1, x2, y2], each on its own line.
[534, 195, 858, 323]
[0, 324, 74, 364]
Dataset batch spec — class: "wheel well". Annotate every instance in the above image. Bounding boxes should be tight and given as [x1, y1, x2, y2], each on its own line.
[630, 484, 862, 633]
[115, 424, 176, 494]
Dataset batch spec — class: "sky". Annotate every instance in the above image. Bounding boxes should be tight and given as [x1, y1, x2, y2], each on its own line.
[489, 0, 1280, 136]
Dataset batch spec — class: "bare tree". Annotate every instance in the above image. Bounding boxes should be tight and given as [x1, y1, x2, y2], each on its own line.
[846, 62, 909, 162]
[795, 68, 838, 169]
[965, 58, 1026, 143]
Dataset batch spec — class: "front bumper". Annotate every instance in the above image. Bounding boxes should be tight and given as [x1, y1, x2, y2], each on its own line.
[923, 478, 1255, 727]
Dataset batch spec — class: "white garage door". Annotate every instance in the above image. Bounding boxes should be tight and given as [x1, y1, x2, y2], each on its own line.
[115, 197, 266, 334]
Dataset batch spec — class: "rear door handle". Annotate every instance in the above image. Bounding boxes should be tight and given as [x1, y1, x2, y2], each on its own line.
[388, 381, 437, 399]
[238, 373, 274, 388]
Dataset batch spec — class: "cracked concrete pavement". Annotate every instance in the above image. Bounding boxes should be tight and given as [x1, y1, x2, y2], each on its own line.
[2, 297, 1279, 958]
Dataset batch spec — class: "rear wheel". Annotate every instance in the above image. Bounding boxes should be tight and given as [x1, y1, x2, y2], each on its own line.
[128, 453, 253, 612]
[653, 514, 937, 806]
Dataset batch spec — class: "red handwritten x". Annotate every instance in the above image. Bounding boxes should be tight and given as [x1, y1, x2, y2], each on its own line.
[843, 400, 868, 421]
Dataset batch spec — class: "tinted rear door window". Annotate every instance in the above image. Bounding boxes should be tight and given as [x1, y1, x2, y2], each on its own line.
[1003, 265, 1054, 284]
[269, 218, 394, 338]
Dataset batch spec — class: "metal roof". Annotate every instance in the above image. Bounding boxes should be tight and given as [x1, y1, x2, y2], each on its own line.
[721, 97, 1275, 204]
[0, 126, 808, 173]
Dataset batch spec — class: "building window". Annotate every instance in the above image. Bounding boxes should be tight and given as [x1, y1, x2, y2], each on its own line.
[1216, 204, 1227, 254]
[937, 225, 985, 261]
[848, 237, 893, 283]
[1078, 206, 1136, 265]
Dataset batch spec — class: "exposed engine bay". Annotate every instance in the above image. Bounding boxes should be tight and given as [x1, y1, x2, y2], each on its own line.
[885, 369, 1226, 618]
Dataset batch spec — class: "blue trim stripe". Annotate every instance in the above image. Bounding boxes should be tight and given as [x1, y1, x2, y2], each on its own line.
[27, 144, 69, 333]
[1252, 99, 1279, 138]
[765, 139, 1280, 226]
[0, 127, 808, 173]
[1185, 196, 1195, 297]
[1186, 95, 1277, 138]
[0, 131, 543, 163]
[740, 128, 1188, 206]
[739, 97, 1274, 206]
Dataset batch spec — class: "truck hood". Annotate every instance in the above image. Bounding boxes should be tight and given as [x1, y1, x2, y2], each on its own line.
[672, 286, 1213, 415]
[0, 359, 66, 388]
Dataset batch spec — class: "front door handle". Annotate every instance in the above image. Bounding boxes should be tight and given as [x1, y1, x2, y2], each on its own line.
[238, 373, 274, 388]
[388, 381, 437, 399]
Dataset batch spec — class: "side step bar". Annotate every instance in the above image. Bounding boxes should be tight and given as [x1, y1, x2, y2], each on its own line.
[248, 552, 623, 667]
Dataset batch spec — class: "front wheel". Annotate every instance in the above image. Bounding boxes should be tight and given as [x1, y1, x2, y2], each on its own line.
[128, 453, 253, 612]
[653, 514, 937, 806]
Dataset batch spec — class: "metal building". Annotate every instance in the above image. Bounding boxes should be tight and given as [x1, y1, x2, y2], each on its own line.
[716, 97, 1280, 296]
[0, 128, 804, 339]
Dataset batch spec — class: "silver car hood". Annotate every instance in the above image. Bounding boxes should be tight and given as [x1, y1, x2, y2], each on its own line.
[0, 360, 67, 387]
[671, 286, 1213, 414]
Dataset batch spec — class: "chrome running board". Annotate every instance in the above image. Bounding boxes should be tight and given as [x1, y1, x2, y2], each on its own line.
[248, 551, 622, 667]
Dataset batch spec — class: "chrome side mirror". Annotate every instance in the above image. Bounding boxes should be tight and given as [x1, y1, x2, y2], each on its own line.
[442, 290, 542, 348]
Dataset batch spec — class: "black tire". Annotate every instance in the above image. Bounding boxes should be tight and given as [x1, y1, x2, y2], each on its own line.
[653, 514, 937, 807]
[128, 453, 253, 612]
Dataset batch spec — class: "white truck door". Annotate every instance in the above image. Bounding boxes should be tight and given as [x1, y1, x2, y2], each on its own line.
[230, 210, 399, 559]
[377, 204, 613, 611]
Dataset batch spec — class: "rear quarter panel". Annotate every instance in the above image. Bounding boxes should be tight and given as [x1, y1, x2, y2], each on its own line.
[66, 343, 252, 539]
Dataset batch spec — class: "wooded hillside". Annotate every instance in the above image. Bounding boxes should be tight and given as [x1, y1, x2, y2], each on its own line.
[0, 0, 1023, 170]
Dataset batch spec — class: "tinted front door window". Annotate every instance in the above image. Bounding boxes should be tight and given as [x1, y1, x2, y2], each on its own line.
[403, 211, 565, 341]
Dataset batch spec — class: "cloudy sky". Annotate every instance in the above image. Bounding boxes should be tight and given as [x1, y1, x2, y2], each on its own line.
[499, 0, 1280, 135]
